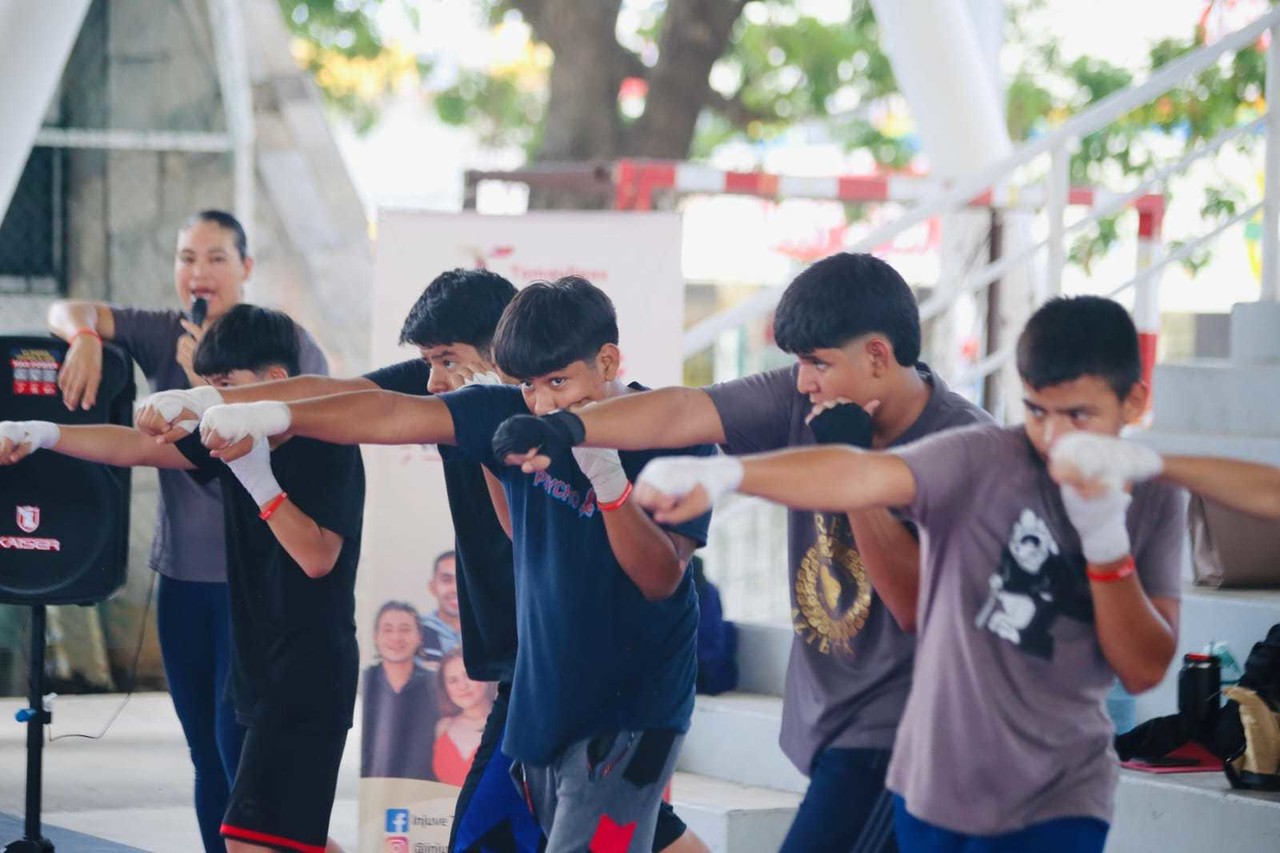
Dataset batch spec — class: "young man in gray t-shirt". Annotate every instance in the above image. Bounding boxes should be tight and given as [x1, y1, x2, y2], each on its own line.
[491, 253, 990, 852]
[632, 296, 1187, 852]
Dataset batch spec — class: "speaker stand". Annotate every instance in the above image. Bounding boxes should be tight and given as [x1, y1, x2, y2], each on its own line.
[5, 604, 54, 853]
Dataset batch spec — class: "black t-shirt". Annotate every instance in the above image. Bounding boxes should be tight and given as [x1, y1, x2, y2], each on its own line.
[360, 663, 439, 780]
[364, 359, 518, 683]
[176, 433, 365, 732]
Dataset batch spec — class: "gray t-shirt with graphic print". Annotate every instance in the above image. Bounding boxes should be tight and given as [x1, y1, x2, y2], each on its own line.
[706, 363, 990, 773]
[111, 306, 328, 583]
[888, 423, 1186, 835]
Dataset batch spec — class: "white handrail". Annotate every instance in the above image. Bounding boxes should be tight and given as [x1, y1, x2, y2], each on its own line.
[956, 200, 1266, 387]
[920, 115, 1267, 324]
[681, 8, 1280, 356]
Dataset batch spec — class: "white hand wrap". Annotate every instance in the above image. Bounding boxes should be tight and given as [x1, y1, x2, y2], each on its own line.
[137, 386, 224, 434]
[1051, 432, 1163, 488]
[463, 371, 504, 387]
[637, 455, 744, 506]
[0, 421, 61, 452]
[1061, 484, 1133, 565]
[223, 437, 283, 508]
[200, 401, 291, 447]
[572, 446, 629, 504]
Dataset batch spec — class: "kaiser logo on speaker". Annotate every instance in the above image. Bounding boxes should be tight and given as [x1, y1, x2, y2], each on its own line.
[16, 506, 40, 533]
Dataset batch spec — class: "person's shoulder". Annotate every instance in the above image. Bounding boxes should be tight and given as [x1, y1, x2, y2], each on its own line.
[110, 305, 183, 331]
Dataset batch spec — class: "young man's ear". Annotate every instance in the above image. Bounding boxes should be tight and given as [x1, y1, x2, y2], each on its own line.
[596, 343, 622, 381]
[864, 336, 893, 377]
[1121, 380, 1150, 425]
[263, 364, 290, 383]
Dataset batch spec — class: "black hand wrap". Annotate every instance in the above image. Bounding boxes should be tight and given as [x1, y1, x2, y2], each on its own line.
[808, 403, 874, 448]
[491, 410, 587, 461]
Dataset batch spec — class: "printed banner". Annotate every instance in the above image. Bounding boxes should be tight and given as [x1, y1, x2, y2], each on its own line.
[358, 211, 684, 850]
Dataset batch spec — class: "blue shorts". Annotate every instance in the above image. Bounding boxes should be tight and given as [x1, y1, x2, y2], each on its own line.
[891, 795, 1108, 853]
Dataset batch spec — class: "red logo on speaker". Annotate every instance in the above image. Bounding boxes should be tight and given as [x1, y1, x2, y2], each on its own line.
[16, 506, 39, 533]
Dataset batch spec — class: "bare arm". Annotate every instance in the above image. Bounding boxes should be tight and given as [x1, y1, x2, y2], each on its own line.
[739, 447, 917, 512]
[289, 391, 457, 447]
[47, 300, 116, 341]
[638, 446, 917, 526]
[1091, 571, 1179, 694]
[579, 387, 727, 449]
[847, 510, 921, 632]
[601, 501, 699, 601]
[47, 301, 116, 411]
[137, 375, 381, 443]
[0, 425, 194, 470]
[263, 500, 345, 579]
[482, 468, 513, 539]
[1160, 455, 1280, 520]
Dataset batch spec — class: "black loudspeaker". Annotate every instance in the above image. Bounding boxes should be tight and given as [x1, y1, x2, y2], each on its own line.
[0, 335, 135, 605]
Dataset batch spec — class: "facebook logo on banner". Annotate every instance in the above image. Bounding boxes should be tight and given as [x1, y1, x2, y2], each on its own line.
[385, 809, 410, 833]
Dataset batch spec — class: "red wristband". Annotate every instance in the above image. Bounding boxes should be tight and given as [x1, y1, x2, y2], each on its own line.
[1087, 555, 1136, 583]
[71, 328, 102, 346]
[258, 492, 288, 521]
[597, 482, 633, 513]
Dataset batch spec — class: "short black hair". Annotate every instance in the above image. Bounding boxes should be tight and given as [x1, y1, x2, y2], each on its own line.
[1016, 296, 1141, 399]
[399, 268, 517, 354]
[432, 551, 455, 577]
[492, 276, 619, 380]
[184, 210, 249, 260]
[374, 600, 421, 634]
[772, 252, 921, 365]
[193, 304, 301, 378]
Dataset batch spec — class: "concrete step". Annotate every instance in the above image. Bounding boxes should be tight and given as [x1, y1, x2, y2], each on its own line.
[1108, 768, 1280, 853]
[1133, 583, 1280, 725]
[1151, 361, 1280, 438]
[670, 771, 800, 853]
[1228, 300, 1280, 367]
[1134, 428, 1280, 467]
[678, 693, 808, 794]
[735, 621, 791, 698]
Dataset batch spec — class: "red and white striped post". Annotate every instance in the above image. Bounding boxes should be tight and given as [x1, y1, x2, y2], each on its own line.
[1134, 203, 1165, 401]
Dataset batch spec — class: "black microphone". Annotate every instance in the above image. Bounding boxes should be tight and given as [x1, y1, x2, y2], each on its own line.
[189, 297, 208, 327]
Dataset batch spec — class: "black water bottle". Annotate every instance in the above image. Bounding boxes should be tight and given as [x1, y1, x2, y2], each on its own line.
[1178, 652, 1222, 741]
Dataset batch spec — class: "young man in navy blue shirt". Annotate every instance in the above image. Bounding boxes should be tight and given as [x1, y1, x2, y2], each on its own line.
[143, 275, 712, 852]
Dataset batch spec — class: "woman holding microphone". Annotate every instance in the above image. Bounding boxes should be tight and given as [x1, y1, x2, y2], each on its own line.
[46, 210, 328, 852]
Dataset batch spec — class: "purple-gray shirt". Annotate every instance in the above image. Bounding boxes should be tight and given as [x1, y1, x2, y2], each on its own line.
[889, 424, 1186, 834]
[706, 363, 990, 772]
[111, 306, 328, 583]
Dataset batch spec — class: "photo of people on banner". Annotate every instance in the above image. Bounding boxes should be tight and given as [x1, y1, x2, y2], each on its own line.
[362, 551, 498, 784]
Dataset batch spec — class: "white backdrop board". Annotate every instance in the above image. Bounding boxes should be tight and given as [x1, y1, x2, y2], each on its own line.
[358, 210, 683, 852]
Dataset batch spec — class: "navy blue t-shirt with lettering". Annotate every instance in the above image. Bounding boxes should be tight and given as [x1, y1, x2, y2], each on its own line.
[441, 383, 714, 766]
[362, 359, 518, 684]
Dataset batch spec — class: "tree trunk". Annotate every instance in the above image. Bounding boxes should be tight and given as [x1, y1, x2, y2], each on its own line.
[518, 0, 745, 208]
[626, 0, 745, 158]
[521, 0, 627, 208]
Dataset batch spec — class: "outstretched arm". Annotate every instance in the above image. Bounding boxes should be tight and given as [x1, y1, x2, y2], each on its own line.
[136, 375, 380, 443]
[496, 388, 726, 472]
[1160, 455, 1280, 520]
[200, 391, 457, 460]
[635, 446, 917, 525]
[0, 422, 193, 470]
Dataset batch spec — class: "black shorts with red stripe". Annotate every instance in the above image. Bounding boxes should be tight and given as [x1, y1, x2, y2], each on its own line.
[222, 725, 348, 852]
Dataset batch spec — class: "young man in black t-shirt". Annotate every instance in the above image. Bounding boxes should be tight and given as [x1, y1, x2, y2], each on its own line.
[129, 270, 705, 853]
[0, 305, 363, 853]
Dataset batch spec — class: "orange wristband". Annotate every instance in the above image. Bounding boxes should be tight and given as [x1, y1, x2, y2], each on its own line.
[1087, 555, 1136, 583]
[597, 482, 633, 512]
[258, 492, 288, 521]
[71, 328, 102, 346]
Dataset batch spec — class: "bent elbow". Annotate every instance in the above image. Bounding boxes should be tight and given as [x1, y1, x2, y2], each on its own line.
[1119, 665, 1168, 695]
[300, 556, 338, 579]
